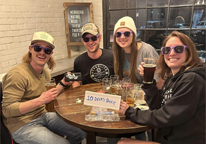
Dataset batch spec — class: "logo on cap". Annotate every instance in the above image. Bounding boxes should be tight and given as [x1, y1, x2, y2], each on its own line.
[83, 24, 93, 31]
[120, 21, 125, 26]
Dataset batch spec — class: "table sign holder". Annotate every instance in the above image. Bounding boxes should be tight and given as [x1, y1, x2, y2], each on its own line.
[84, 91, 121, 121]
[84, 91, 121, 110]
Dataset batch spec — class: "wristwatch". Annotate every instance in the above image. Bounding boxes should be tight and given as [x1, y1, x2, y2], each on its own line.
[59, 80, 67, 88]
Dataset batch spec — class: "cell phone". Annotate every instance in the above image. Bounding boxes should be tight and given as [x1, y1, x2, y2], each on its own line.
[64, 72, 82, 81]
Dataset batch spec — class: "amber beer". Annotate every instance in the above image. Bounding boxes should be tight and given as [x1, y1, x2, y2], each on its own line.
[143, 64, 156, 84]
[126, 97, 135, 107]
[45, 78, 56, 112]
[45, 83, 56, 90]
[110, 85, 119, 95]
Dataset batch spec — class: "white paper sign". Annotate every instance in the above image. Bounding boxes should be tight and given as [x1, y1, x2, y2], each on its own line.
[84, 91, 121, 110]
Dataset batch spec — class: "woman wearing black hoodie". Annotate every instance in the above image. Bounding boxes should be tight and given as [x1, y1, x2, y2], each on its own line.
[118, 31, 205, 144]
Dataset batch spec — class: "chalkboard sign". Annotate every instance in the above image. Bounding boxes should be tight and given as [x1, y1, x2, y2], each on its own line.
[63, 3, 93, 57]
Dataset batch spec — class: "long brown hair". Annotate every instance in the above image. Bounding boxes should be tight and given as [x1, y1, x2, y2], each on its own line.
[112, 34, 138, 83]
[22, 51, 56, 70]
[157, 31, 204, 79]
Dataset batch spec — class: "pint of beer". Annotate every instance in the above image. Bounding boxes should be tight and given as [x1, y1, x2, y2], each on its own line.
[45, 78, 56, 112]
[143, 58, 156, 84]
[45, 78, 56, 90]
[126, 96, 135, 107]
[102, 78, 110, 94]
[109, 75, 119, 95]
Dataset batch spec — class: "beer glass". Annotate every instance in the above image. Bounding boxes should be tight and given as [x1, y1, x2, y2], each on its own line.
[143, 58, 156, 84]
[109, 75, 119, 95]
[121, 77, 132, 101]
[126, 83, 137, 107]
[45, 78, 56, 112]
[133, 84, 145, 105]
[102, 78, 110, 94]
[45, 78, 56, 90]
[126, 94, 135, 107]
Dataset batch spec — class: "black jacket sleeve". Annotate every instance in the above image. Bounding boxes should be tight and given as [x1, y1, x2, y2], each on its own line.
[142, 80, 163, 110]
[125, 73, 205, 128]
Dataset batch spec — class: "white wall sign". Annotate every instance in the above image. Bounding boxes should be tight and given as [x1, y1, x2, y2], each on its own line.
[84, 91, 121, 110]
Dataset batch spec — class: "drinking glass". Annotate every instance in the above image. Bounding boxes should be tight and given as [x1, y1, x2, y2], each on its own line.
[102, 78, 110, 94]
[109, 75, 119, 95]
[126, 83, 137, 107]
[117, 80, 123, 96]
[121, 77, 132, 101]
[131, 84, 145, 105]
[45, 78, 56, 90]
[143, 58, 156, 84]
[122, 77, 131, 83]
[45, 78, 56, 112]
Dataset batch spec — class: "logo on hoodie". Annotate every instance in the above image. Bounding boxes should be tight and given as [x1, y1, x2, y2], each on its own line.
[161, 88, 172, 106]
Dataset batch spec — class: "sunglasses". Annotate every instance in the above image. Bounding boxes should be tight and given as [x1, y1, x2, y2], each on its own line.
[82, 34, 100, 43]
[115, 31, 133, 38]
[161, 45, 188, 55]
[31, 45, 53, 55]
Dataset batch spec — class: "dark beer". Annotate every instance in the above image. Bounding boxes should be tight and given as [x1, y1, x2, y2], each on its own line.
[143, 64, 156, 84]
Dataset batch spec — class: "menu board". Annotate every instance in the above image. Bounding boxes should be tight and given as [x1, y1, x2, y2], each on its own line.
[63, 3, 93, 57]
[64, 3, 93, 43]
[67, 6, 90, 42]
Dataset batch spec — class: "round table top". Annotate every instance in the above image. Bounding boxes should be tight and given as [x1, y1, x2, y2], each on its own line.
[54, 83, 151, 134]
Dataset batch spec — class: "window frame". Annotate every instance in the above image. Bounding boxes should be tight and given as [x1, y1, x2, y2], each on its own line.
[103, 0, 206, 55]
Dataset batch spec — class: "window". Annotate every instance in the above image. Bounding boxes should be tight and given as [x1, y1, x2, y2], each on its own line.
[103, 0, 206, 60]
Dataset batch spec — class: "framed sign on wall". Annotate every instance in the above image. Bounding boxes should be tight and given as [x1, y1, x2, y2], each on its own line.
[63, 2, 93, 57]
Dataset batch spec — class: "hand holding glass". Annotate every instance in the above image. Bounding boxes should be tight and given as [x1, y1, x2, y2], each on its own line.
[45, 78, 56, 112]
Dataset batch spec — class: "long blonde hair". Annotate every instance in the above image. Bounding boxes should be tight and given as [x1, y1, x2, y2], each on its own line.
[22, 51, 56, 70]
[157, 31, 204, 79]
[112, 34, 138, 83]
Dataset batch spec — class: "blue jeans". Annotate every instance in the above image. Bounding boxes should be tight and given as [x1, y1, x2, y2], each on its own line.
[12, 112, 86, 144]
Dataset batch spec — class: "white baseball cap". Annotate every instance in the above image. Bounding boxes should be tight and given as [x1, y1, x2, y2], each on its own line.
[31, 32, 55, 49]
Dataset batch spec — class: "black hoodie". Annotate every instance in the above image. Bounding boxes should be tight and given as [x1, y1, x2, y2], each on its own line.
[125, 67, 206, 144]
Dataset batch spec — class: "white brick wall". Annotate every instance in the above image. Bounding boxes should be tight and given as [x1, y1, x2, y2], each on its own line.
[0, 0, 103, 74]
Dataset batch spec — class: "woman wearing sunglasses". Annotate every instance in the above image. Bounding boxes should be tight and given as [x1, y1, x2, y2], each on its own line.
[118, 31, 205, 144]
[112, 16, 164, 89]
[110, 16, 164, 142]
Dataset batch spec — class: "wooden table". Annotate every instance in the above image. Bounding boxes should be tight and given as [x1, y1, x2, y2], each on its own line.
[54, 83, 152, 144]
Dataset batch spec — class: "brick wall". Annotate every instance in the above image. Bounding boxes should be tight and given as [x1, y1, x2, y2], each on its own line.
[0, 0, 103, 74]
